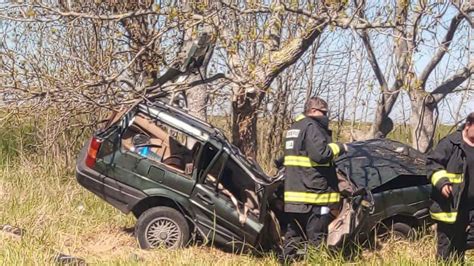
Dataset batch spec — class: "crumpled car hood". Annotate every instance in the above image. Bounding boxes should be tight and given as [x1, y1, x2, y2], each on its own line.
[335, 139, 426, 191]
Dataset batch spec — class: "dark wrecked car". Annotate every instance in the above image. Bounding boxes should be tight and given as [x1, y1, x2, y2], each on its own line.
[327, 139, 432, 247]
[76, 100, 284, 250]
[76, 100, 432, 251]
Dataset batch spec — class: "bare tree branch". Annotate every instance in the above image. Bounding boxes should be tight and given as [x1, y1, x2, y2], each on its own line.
[283, 1, 396, 29]
[432, 61, 474, 102]
[335, 17, 396, 29]
[352, 0, 388, 90]
[419, 12, 465, 85]
[254, 18, 328, 92]
[453, 1, 474, 27]
[358, 31, 388, 89]
[220, 1, 271, 14]
[39, 5, 166, 20]
[159, 73, 230, 90]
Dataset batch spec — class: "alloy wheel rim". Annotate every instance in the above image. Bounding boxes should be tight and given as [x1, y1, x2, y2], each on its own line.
[145, 217, 181, 248]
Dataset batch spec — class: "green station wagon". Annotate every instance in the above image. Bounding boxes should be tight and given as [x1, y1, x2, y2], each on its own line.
[76, 100, 432, 251]
[76, 100, 284, 250]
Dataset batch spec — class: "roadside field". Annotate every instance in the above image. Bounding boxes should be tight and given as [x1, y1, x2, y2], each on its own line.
[0, 117, 466, 265]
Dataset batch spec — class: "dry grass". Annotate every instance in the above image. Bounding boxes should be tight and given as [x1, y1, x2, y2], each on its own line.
[0, 116, 468, 265]
[0, 154, 272, 264]
[1, 153, 471, 265]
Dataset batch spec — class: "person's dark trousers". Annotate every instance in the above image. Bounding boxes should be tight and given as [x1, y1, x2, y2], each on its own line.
[279, 206, 332, 264]
[436, 209, 469, 262]
[466, 210, 474, 250]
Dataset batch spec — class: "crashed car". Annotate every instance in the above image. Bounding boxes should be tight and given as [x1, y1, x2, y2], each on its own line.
[76, 100, 432, 251]
[327, 139, 432, 247]
[76, 100, 284, 250]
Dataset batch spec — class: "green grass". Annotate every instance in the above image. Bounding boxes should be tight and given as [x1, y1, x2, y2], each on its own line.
[0, 116, 470, 264]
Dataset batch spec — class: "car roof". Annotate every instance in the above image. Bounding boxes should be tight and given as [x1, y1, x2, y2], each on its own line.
[147, 101, 221, 136]
[336, 139, 426, 191]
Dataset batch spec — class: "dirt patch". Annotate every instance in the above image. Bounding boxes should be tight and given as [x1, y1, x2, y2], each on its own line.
[82, 229, 135, 255]
[59, 225, 136, 260]
[57, 225, 269, 264]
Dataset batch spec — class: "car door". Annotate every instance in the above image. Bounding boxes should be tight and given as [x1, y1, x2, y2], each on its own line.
[189, 145, 263, 247]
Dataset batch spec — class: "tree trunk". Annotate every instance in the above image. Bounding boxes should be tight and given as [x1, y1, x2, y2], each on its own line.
[358, 0, 409, 140]
[186, 76, 208, 121]
[410, 90, 436, 153]
[178, 1, 214, 122]
[226, 3, 338, 158]
[232, 90, 258, 159]
[262, 75, 290, 165]
[368, 93, 397, 139]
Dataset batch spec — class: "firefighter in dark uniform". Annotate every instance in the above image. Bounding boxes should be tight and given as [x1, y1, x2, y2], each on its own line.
[279, 97, 347, 263]
[427, 112, 474, 261]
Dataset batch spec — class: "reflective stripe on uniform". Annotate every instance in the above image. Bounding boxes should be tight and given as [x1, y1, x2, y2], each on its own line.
[283, 155, 330, 167]
[431, 170, 463, 186]
[328, 143, 341, 158]
[295, 114, 305, 122]
[284, 191, 340, 204]
[430, 211, 458, 223]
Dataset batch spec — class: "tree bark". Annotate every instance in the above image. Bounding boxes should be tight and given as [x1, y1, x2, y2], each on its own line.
[186, 82, 208, 121]
[232, 89, 258, 158]
[410, 62, 473, 152]
[179, 1, 215, 121]
[410, 90, 436, 152]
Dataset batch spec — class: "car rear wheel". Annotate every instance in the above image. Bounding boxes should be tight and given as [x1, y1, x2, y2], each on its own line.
[377, 221, 415, 242]
[391, 222, 415, 240]
[135, 206, 190, 249]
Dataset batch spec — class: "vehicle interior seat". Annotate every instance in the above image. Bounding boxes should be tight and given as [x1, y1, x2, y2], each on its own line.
[121, 115, 171, 160]
[119, 113, 208, 175]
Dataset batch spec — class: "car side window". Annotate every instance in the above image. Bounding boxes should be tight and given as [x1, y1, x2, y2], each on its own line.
[203, 153, 226, 188]
[222, 159, 251, 200]
[204, 155, 260, 217]
[120, 114, 202, 177]
[196, 143, 219, 179]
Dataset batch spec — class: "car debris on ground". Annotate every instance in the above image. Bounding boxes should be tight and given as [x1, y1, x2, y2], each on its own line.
[53, 252, 86, 265]
[0, 224, 24, 239]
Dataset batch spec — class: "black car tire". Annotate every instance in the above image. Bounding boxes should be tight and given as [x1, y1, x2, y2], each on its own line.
[135, 206, 190, 249]
[391, 222, 415, 240]
[376, 221, 415, 243]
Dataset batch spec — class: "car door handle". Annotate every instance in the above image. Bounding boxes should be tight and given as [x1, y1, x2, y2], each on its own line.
[197, 193, 214, 205]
